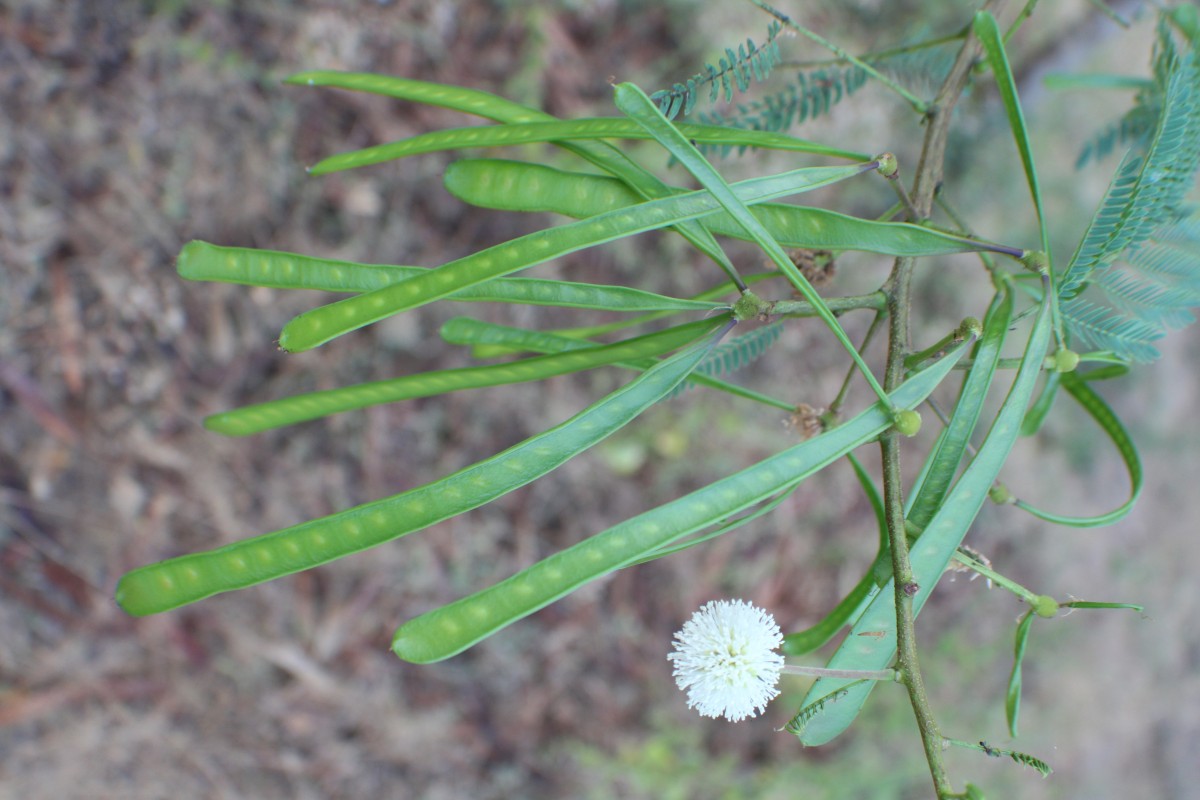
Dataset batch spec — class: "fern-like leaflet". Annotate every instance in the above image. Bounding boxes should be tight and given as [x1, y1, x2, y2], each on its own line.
[782, 686, 851, 736]
[1076, 102, 1158, 169]
[667, 323, 783, 398]
[1067, 211, 1200, 360]
[1059, 20, 1200, 362]
[695, 322, 782, 378]
[949, 739, 1054, 778]
[1006, 750, 1053, 778]
[688, 41, 952, 158]
[695, 65, 868, 145]
[1077, 8, 1197, 167]
[650, 22, 783, 120]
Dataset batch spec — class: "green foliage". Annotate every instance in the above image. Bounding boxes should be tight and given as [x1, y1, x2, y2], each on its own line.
[1076, 6, 1200, 167]
[1061, 209, 1200, 361]
[1075, 104, 1158, 169]
[666, 323, 782, 399]
[1005, 611, 1036, 737]
[392, 337, 967, 663]
[695, 65, 869, 141]
[796, 292, 1053, 746]
[783, 686, 853, 736]
[947, 738, 1053, 780]
[1059, 17, 1200, 361]
[663, 32, 956, 158]
[696, 322, 781, 377]
[650, 22, 784, 119]
[113, 3, 1199, 794]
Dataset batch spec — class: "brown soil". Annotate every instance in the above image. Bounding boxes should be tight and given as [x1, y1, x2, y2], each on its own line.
[2, 3, 1197, 798]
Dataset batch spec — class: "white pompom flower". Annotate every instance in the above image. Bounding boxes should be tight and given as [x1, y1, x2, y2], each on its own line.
[668, 599, 785, 722]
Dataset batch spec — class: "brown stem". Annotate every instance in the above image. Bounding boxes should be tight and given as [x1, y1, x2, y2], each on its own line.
[879, 2, 1008, 797]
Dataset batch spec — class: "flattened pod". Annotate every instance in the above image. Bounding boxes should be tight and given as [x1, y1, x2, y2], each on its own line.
[115, 318, 730, 616]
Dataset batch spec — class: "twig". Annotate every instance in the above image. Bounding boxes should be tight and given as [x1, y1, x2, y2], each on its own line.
[878, 2, 1009, 796]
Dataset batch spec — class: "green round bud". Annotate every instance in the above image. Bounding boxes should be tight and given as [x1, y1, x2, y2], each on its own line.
[1020, 250, 1050, 275]
[732, 290, 772, 321]
[958, 317, 983, 339]
[1033, 595, 1059, 619]
[892, 409, 922, 437]
[988, 483, 1014, 504]
[875, 152, 899, 178]
[1053, 348, 1080, 373]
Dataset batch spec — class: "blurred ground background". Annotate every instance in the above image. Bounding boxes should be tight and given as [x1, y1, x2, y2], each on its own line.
[1, 1, 1197, 798]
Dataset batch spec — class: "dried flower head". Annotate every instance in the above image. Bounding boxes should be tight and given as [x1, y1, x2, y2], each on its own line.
[668, 599, 785, 722]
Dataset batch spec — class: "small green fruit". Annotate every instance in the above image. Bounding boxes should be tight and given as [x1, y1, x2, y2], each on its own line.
[988, 484, 1014, 504]
[1053, 348, 1080, 373]
[892, 409, 922, 437]
[732, 290, 772, 321]
[875, 152, 899, 178]
[1020, 250, 1049, 275]
[1033, 595, 1059, 619]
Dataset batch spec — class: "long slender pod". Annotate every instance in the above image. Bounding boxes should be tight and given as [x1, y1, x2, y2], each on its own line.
[179, 241, 720, 313]
[391, 335, 972, 663]
[278, 162, 874, 352]
[286, 71, 747, 291]
[905, 287, 1013, 530]
[115, 318, 728, 616]
[308, 117, 870, 175]
[783, 453, 889, 656]
[792, 290, 1052, 745]
[445, 159, 1016, 257]
[784, 285, 1006, 660]
[206, 319, 721, 436]
[974, 12, 1050, 256]
[1011, 372, 1143, 526]
[613, 81, 891, 406]
[439, 317, 795, 411]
